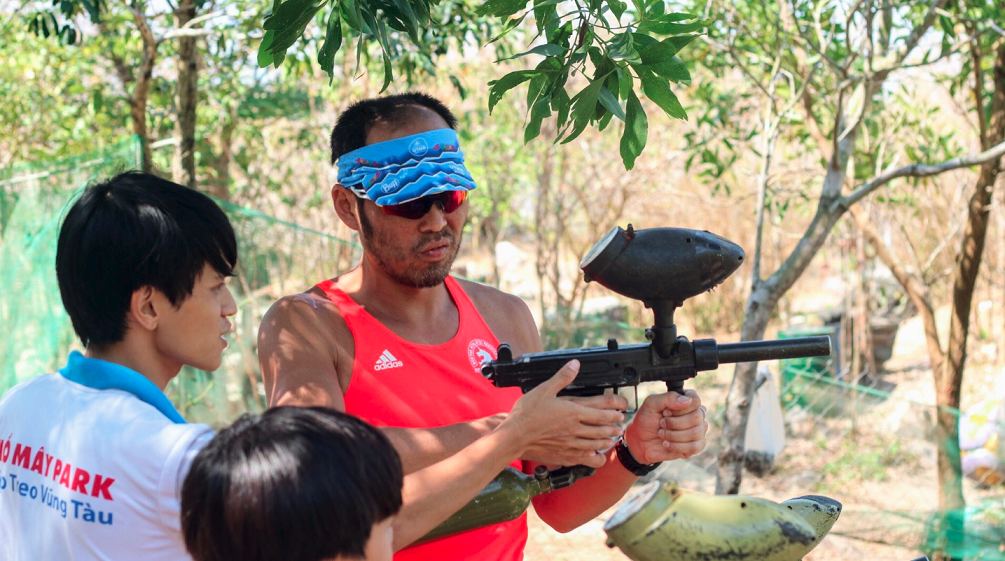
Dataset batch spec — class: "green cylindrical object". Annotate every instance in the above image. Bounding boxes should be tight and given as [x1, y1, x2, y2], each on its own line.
[417, 466, 551, 543]
[602, 481, 671, 555]
[604, 481, 822, 561]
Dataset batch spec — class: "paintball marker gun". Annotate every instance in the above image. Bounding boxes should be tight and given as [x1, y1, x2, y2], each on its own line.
[482, 225, 832, 397]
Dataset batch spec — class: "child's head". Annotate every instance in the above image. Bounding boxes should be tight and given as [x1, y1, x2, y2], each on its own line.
[56, 171, 238, 370]
[181, 407, 404, 561]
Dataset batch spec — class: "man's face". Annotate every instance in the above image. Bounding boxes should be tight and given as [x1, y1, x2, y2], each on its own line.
[151, 263, 237, 371]
[353, 110, 468, 288]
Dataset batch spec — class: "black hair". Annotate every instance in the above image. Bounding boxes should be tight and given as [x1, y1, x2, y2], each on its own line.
[55, 171, 237, 348]
[330, 91, 458, 164]
[181, 407, 404, 561]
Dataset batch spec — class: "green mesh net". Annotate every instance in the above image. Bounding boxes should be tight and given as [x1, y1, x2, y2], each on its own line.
[2, 141, 1004, 559]
[0, 137, 361, 426]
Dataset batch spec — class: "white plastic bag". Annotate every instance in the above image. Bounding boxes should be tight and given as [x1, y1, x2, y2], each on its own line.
[744, 365, 787, 475]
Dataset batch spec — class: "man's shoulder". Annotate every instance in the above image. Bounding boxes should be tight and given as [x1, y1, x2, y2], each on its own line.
[263, 287, 342, 328]
[454, 277, 528, 310]
[453, 277, 537, 349]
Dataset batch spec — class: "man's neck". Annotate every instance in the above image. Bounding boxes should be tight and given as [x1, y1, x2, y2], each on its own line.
[85, 338, 181, 391]
[339, 264, 460, 345]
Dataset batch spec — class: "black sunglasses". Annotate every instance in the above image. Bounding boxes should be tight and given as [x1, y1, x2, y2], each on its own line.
[379, 191, 468, 220]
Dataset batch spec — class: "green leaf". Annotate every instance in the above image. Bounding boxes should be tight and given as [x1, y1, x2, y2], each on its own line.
[561, 80, 604, 144]
[488, 70, 542, 112]
[608, 32, 641, 63]
[79, 0, 101, 23]
[666, 34, 699, 52]
[264, 0, 327, 60]
[534, 1, 559, 36]
[618, 68, 633, 99]
[939, 15, 955, 38]
[339, 0, 361, 30]
[505, 43, 565, 60]
[488, 12, 527, 44]
[640, 71, 687, 120]
[610, 0, 628, 21]
[638, 38, 679, 63]
[552, 86, 571, 130]
[258, 29, 276, 67]
[386, 0, 421, 42]
[449, 75, 467, 99]
[620, 90, 647, 169]
[598, 86, 626, 121]
[380, 52, 393, 93]
[639, 20, 705, 36]
[477, 0, 528, 18]
[598, 109, 614, 131]
[650, 55, 690, 83]
[547, 20, 573, 46]
[317, 10, 342, 84]
[525, 94, 552, 143]
[263, 0, 323, 31]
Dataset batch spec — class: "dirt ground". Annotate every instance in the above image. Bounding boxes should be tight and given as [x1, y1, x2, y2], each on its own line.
[520, 309, 1005, 560]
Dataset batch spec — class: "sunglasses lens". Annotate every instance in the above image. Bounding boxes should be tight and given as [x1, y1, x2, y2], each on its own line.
[382, 191, 468, 219]
[440, 190, 467, 213]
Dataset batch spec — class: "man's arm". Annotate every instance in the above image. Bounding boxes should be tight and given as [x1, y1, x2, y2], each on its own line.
[258, 292, 501, 473]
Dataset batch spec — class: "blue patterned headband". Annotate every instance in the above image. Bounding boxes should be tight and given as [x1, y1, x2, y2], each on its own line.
[336, 128, 477, 206]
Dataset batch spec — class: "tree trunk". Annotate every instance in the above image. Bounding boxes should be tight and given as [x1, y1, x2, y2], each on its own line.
[715, 122, 855, 494]
[210, 117, 234, 201]
[173, 0, 199, 188]
[936, 42, 1005, 514]
[112, 5, 158, 172]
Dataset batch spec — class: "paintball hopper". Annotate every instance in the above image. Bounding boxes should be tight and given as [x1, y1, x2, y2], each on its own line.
[581, 224, 745, 306]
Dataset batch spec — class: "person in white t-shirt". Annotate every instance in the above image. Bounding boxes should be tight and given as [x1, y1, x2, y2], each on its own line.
[0, 171, 626, 561]
[0, 171, 238, 561]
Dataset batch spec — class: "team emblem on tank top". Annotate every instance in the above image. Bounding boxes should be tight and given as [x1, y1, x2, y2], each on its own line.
[467, 339, 496, 374]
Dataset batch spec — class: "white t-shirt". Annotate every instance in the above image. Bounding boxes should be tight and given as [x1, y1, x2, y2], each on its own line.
[0, 359, 214, 560]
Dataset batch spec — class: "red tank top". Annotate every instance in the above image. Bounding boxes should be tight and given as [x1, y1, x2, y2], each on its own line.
[316, 276, 527, 561]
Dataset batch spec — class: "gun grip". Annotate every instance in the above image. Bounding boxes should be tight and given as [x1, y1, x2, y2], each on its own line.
[665, 381, 685, 395]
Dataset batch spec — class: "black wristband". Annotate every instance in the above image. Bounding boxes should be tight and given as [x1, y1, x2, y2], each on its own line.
[615, 437, 661, 476]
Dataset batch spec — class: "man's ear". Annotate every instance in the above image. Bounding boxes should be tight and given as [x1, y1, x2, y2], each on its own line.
[129, 286, 160, 332]
[332, 185, 361, 232]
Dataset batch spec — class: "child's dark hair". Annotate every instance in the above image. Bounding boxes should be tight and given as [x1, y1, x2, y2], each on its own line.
[181, 407, 404, 561]
[55, 171, 237, 348]
[329, 91, 457, 164]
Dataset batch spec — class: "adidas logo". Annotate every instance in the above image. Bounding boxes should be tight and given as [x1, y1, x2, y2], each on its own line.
[374, 350, 404, 371]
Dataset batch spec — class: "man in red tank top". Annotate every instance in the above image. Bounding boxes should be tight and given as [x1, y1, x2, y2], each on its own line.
[258, 92, 709, 560]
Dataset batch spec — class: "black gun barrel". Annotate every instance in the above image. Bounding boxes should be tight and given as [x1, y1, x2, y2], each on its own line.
[713, 336, 831, 365]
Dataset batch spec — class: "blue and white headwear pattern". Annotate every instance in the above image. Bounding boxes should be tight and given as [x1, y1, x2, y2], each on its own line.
[336, 128, 477, 206]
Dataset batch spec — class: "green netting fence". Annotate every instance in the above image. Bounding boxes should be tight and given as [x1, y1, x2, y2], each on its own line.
[3, 140, 1004, 559]
[0, 136, 361, 425]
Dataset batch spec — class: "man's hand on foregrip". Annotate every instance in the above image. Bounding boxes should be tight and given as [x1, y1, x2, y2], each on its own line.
[622, 389, 708, 465]
[505, 360, 628, 468]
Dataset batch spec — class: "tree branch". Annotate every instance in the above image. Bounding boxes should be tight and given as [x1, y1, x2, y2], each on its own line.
[839, 140, 1005, 209]
[850, 205, 945, 366]
[888, 0, 948, 68]
[98, 22, 135, 98]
